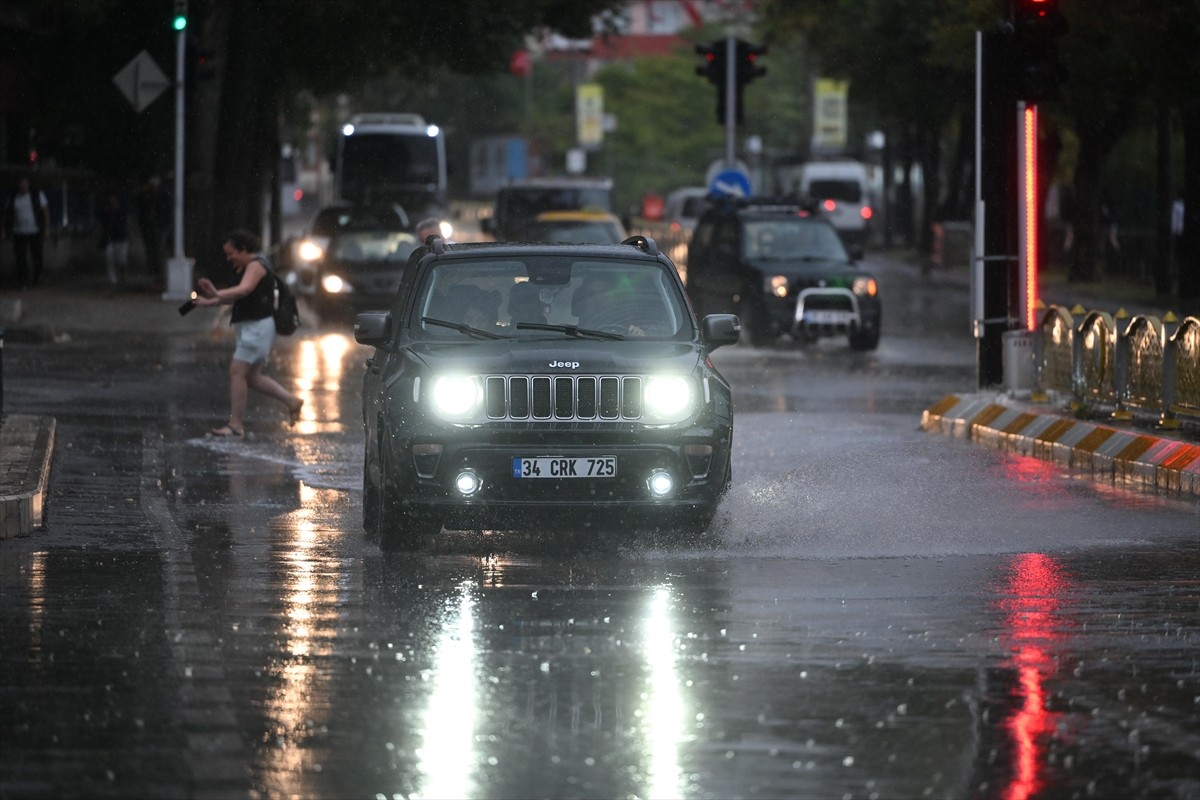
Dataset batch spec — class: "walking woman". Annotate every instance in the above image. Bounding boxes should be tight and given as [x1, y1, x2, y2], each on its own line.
[193, 229, 303, 436]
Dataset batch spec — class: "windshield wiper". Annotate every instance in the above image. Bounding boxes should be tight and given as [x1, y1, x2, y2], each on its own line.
[422, 316, 502, 340]
[514, 322, 626, 340]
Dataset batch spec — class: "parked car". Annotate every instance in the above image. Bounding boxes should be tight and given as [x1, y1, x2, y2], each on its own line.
[289, 204, 418, 316]
[352, 234, 741, 548]
[662, 186, 710, 233]
[523, 210, 628, 244]
[686, 196, 881, 350]
[481, 177, 614, 242]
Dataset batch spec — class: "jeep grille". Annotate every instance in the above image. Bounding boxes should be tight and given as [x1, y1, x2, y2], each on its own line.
[484, 375, 644, 421]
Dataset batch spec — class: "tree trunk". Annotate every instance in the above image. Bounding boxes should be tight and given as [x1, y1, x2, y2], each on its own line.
[1153, 98, 1173, 297]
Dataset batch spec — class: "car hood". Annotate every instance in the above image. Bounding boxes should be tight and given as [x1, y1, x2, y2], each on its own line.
[745, 255, 862, 276]
[406, 339, 704, 376]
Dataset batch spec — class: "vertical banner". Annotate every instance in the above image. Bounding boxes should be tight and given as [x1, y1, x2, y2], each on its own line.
[576, 83, 604, 149]
[811, 78, 849, 154]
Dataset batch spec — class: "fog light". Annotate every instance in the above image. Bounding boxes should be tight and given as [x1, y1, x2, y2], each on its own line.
[647, 470, 673, 497]
[455, 470, 481, 496]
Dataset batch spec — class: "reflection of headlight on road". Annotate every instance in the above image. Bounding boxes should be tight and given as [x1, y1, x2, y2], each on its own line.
[439, 220, 454, 239]
[321, 274, 350, 294]
[298, 239, 324, 262]
[852, 276, 878, 297]
[643, 375, 693, 423]
[431, 375, 483, 419]
[763, 275, 789, 297]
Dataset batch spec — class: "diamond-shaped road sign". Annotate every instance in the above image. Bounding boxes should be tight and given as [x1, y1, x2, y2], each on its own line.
[113, 51, 170, 112]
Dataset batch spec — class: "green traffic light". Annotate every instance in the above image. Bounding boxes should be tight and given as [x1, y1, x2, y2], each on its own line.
[173, 15, 187, 31]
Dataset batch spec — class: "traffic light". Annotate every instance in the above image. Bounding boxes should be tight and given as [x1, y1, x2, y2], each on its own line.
[172, 0, 187, 31]
[695, 40, 729, 124]
[733, 40, 767, 125]
[184, 35, 216, 90]
[1012, 0, 1067, 100]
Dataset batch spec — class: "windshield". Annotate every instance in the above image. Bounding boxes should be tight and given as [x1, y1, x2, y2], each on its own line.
[807, 179, 863, 203]
[412, 256, 692, 340]
[340, 133, 440, 202]
[523, 220, 623, 244]
[742, 219, 850, 261]
[499, 187, 614, 219]
[329, 231, 418, 263]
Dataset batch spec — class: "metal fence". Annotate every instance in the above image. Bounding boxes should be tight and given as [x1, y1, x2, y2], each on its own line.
[1035, 305, 1200, 429]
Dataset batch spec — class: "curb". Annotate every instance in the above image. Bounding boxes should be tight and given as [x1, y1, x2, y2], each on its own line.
[921, 394, 1200, 497]
[0, 415, 56, 538]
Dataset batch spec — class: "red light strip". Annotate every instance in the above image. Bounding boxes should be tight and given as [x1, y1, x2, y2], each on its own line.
[1022, 105, 1038, 331]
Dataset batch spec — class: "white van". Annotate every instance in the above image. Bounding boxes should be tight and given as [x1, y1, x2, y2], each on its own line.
[796, 161, 874, 247]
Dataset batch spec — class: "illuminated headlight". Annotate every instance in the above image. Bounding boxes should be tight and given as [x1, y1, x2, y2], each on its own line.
[297, 238, 325, 262]
[763, 275, 789, 298]
[852, 276, 878, 297]
[438, 220, 454, 240]
[643, 376, 694, 423]
[430, 375, 484, 420]
[321, 274, 350, 294]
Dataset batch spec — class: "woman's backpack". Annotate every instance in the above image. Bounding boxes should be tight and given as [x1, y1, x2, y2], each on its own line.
[257, 255, 300, 335]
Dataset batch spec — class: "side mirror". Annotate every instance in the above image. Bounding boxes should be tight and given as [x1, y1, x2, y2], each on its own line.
[701, 314, 740, 351]
[354, 311, 392, 347]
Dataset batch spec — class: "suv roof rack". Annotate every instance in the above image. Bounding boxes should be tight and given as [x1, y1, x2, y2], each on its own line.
[705, 193, 820, 215]
[621, 235, 659, 256]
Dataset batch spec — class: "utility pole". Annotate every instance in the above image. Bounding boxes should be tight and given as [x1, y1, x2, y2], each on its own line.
[164, 0, 194, 301]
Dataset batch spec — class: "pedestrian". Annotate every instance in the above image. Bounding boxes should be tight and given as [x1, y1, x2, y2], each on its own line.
[97, 191, 130, 288]
[192, 229, 303, 437]
[137, 175, 169, 288]
[416, 216, 445, 244]
[2, 177, 51, 288]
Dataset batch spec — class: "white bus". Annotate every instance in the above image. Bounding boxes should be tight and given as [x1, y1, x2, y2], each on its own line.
[335, 113, 448, 218]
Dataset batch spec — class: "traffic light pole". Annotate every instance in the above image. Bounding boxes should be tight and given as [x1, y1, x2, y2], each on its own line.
[163, 7, 193, 301]
[724, 33, 736, 167]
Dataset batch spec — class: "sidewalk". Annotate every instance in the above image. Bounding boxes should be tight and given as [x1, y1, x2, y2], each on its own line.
[1, 281, 228, 537]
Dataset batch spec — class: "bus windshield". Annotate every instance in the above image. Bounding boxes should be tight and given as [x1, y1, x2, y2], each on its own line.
[339, 133, 440, 204]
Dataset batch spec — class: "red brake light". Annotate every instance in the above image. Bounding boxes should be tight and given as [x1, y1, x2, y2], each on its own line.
[860, 206, 873, 220]
[823, 199, 836, 212]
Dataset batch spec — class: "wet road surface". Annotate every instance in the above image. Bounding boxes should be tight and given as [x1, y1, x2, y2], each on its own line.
[2, 254, 1198, 799]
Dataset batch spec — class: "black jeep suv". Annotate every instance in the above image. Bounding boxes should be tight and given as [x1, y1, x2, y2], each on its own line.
[353, 235, 741, 548]
[686, 197, 881, 350]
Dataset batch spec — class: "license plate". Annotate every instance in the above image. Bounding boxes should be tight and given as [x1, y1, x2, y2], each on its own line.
[802, 309, 854, 325]
[512, 456, 617, 479]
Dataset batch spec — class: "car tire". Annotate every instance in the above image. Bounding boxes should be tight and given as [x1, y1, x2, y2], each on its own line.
[373, 439, 441, 549]
[737, 296, 766, 347]
[849, 325, 880, 352]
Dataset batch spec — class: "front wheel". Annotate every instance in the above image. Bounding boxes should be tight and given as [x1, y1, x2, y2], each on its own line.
[372, 442, 441, 549]
[849, 324, 880, 351]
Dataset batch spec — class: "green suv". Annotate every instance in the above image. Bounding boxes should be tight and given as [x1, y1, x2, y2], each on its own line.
[353, 235, 740, 548]
[686, 197, 882, 350]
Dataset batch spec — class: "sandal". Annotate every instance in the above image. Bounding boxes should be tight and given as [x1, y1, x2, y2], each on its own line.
[288, 399, 304, 427]
[210, 424, 244, 437]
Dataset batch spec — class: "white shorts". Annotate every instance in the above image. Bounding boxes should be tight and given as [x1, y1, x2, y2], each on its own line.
[232, 316, 276, 365]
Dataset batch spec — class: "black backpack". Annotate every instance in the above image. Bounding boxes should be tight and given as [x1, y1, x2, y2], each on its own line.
[257, 255, 300, 335]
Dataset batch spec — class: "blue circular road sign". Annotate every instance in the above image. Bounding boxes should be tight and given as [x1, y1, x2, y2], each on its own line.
[709, 169, 752, 198]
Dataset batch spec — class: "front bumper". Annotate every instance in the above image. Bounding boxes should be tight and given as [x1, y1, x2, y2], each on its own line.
[384, 425, 731, 531]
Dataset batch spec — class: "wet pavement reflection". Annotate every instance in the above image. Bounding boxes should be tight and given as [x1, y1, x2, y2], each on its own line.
[2, 254, 1197, 798]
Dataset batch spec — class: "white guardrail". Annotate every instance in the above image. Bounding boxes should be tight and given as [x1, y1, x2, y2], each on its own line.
[1034, 305, 1200, 429]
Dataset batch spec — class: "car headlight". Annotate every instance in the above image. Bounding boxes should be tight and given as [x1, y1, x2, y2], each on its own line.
[321, 274, 350, 294]
[762, 274, 789, 298]
[852, 276, 878, 297]
[643, 375, 694, 423]
[297, 238, 325, 262]
[430, 375, 484, 420]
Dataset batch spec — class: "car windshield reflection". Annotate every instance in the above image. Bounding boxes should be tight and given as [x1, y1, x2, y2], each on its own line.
[412, 256, 692, 341]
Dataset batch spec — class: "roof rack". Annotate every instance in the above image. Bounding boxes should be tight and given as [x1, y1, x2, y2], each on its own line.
[621, 235, 659, 256]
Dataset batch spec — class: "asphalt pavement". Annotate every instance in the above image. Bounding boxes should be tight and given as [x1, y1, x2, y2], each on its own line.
[2, 276, 1198, 537]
